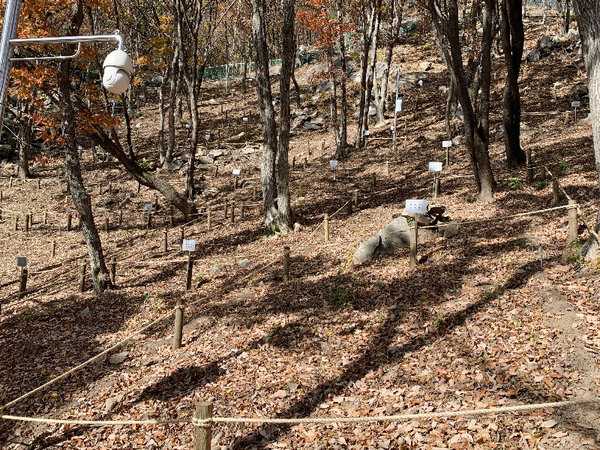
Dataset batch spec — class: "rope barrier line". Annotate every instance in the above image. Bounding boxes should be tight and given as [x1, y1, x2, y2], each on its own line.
[2, 397, 598, 428]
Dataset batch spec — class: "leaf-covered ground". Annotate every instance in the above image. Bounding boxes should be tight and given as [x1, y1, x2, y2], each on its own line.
[0, 20, 599, 450]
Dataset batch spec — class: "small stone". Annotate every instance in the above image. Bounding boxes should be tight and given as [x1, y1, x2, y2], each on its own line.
[108, 351, 128, 364]
[443, 222, 459, 239]
[79, 307, 91, 317]
[105, 397, 119, 413]
[210, 265, 222, 274]
[238, 259, 252, 268]
[272, 390, 287, 399]
[119, 194, 133, 208]
[419, 61, 432, 71]
[293, 223, 302, 233]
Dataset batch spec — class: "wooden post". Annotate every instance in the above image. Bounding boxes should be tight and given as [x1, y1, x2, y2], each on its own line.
[552, 177, 560, 206]
[292, 156, 296, 168]
[137, 181, 141, 193]
[146, 211, 152, 230]
[0, 207, 2, 222]
[110, 257, 116, 284]
[37, 178, 41, 189]
[253, 185, 257, 201]
[14, 216, 18, 231]
[283, 246, 290, 282]
[354, 190, 359, 210]
[169, 207, 174, 227]
[163, 230, 168, 252]
[241, 203, 245, 219]
[186, 253, 194, 290]
[19, 268, 28, 299]
[179, 227, 184, 247]
[67, 214, 72, 231]
[385, 161, 389, 176]
[207, 207, 212, 230]
[192, 402, 213, 450]
[526, 149, 534, 183]
[324, 213, 330, 242]
[105, 217, 110, 233]
[303, 157, 307, 171]
[25, 214, 30, 232]
[78, 215, 82, 230]
[79, 264, 86, 292]
[0, 191, 2, 202]
[568, 200, 578, 245]
[51, 241, 56, 258]
[409, 217, 418, 268]
[445, 147, 450, 167]
[173, 298, 184, 350]
[347, 199, 353, 215]
[372, 173, 377, 188]
[231, 204, 235, 224]
[154, 194, 159, 211]
[434, 175, 441, 198]
[43, 212, 47, 225]
[9, 177, 13, 188]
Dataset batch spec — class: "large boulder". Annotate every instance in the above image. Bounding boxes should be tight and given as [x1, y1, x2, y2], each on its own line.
[353, 216, 411, 264]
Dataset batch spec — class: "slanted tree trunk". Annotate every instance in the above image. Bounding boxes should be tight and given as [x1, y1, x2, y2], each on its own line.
[252, 0, 279, 228]
[573, 0, 600, 260]
[501, 0, 527, 167]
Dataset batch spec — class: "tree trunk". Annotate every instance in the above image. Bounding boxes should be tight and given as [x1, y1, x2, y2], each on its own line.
[158, 68, 169, 166]
[251, 0, 279, 228]
[58, 25, 111, 294]
[355, 4, 377, 149]
[562, 0, 570, 34]
[501, 0, 527, 167]
[166, 48, 180, 166]
[16, 98, 31, 181]
[360, 9, 381, 142]
[277, 0, 295, 232]
[121, 93, 135, 160]
[573, 0, 600, 259]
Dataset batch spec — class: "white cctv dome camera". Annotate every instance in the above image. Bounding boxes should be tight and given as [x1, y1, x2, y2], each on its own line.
[103, 49, 133, 95]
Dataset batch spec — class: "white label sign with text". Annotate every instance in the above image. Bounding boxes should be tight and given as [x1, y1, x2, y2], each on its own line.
[182, 239, 196, 252]
[144, 204, 153, 211]
[442, 140, 453, 148]
[232, 169, 241, 176]
[329, 160, 338, 167]
[428, 162, 443, 172]
[405, 199, 428, 215]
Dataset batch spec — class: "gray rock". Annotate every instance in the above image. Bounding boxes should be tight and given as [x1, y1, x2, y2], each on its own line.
[79, 307, 91, 317]
[108, 351, 128, 364]
[353, 216, 410, 264]
[419, 61, 432, 71]
[452, 135, 465, 146]
[210, 264, 222, 274]
[208, 149, 225, 159]
[307, 61, 330, 75]
[198, 155, 215, 164]
[442, 222, 459, 239]
[566, 28, 579, 42]
[538, 35, 554, 51]
[304, 121, 324, 131]
[316, 81, 331, 92]
[119, 194, 133, 208]
[238, 259, 252, 268]
[105, 397, 120, 413]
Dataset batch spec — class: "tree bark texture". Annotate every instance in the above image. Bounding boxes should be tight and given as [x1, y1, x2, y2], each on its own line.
[501, 0, 527, 167]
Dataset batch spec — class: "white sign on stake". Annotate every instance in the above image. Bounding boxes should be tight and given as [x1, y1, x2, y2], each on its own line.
[135, 123, 141, 129]
[405, 199, 428, 215]
[588, 113, 592, 120]
[395, 99, 404, 112]
[329, 160, 338, 167]
[224, 107, 228, 111]
[243, 117, 248, 122]
[182, 239, 196, 252]
[186, 124, 191, 129]
[390, 126, 395, 132]
[205, 134, 210, 141]
[210, 98, 215, 104]
[428, 162, 443, 172]
[16, 257, 27, 267]
[364, 130, 370, 136]
[572, 101, 581, 108]
[442, 140, 453, 148]
[144, 203, 153, 211]
[65, 207, 72, 213]
[232, 169, 241, 176]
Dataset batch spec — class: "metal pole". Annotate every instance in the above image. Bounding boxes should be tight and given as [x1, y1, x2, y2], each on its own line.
[0, 0, 23, 134]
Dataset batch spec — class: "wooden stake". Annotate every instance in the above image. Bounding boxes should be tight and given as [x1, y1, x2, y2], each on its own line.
[67, 214, 72, 231]
[385, 161, 389, 176]
[283, 246, 290, 282]
[241, 203, 245, 219]
[25, 214, 30, 232]
[180, 227, 184, 247]
[169, 207, 174, 227]
[14, 216, 18, 231]
[79, 264, 86, 292]
[568, 200, 578, 245]
[409, 217, 418, 268]
[347, 199, 353, 215]
[105, 217, 110, 233]
[173, 298, 184, 350]
[324, 213, 330, 242]
[434, 176, 441, 198]
[552, 177, 560, 206]
[9, 177, 13, 188]
[354, 190, 359, 209]
[253, 186, 257, 201]
[19, 268, 28, 299]
[185, 253, 194, 290]
[43, 212, 47, 225]
[110, 257, 116, 284]
[163, 230, 168, 252]
[192, 402, 213, 450]
[372, 173, 377, 188]
[526, 149, 534, 183]
[445, 147, 450, 167]
[154, 194, 159, 211]
[37, 178, 41, 189]
[51, 241, 56, 258]
[231, 204, 235, 224]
